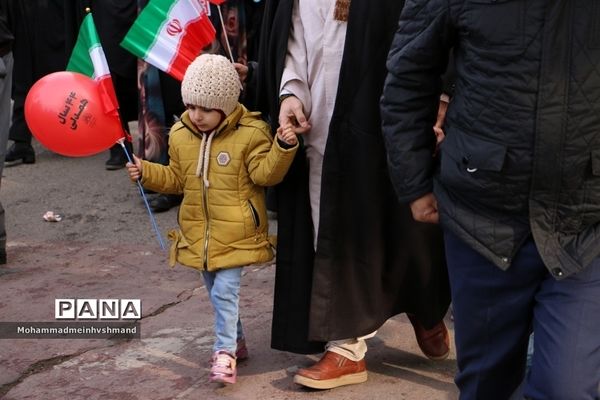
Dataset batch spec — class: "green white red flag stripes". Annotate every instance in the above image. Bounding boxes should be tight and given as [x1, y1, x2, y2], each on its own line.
[121, 0, 217, 81]
[66, 13, 120, 118]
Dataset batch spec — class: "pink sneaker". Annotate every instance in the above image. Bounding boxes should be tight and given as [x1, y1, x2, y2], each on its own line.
[236, 338, 249, 361]
[210, 351, 237, 384]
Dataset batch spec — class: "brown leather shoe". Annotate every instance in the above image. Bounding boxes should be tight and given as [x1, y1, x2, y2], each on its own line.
[408, 315, 450, 360]
[293, 351, 367, 389]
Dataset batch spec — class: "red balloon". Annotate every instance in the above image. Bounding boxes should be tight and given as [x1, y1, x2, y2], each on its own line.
[24, 71, 125, 157]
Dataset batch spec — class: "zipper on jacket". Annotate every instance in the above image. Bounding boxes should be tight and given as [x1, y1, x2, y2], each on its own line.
[201, 132, 211, 270]
[248, 200, 260, 228]
[202, 187, 210, 270]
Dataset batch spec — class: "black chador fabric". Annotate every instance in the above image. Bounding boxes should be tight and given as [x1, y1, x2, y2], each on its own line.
[257, 0, 451, 354]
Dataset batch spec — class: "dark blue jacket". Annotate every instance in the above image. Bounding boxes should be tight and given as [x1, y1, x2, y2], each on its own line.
[381, 0, 600, 279]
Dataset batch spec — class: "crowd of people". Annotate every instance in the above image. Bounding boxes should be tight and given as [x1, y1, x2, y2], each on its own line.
[2, 0, 600, 399]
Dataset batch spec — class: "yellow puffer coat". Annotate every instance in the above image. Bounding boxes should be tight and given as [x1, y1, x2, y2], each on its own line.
[140, 104, 298, 271]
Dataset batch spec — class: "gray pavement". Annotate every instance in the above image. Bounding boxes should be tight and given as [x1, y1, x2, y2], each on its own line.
[0, 140, 458, 400]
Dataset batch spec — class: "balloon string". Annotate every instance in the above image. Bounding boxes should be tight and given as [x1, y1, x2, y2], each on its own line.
[117, 138, 166, 251]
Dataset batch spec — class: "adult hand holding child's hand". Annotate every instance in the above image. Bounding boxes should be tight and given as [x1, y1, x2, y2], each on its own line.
[279, 95, 311, 135]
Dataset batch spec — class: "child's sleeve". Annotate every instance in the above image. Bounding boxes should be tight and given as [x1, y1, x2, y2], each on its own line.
[246, 124, 298, 187]
[140, 134, 184, 194]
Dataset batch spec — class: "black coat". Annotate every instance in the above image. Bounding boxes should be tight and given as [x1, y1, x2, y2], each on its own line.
[0, 0, 13, 53]
[257, 0, 451, 353]
[381, 0, 600, 279]
[7, 0, 69, 143]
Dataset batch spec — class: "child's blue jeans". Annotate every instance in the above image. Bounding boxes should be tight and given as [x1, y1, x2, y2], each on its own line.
[201, 267, 245, 355]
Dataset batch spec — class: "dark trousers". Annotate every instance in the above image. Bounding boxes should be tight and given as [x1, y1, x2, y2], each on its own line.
[0, 52, 12, 251]
[444, 231, 600, 400]
[9, 0, 68, 145]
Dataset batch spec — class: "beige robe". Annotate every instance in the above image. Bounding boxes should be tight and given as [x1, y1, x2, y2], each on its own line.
[280, 0, 347, 239]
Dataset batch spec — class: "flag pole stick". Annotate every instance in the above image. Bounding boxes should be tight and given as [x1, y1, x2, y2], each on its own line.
[217, 5, 234, 63]
[217, 5, 244, 90]
[117, 137, 166, 250]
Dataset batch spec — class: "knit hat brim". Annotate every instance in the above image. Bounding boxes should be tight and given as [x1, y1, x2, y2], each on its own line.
[181, 54, 241, 116]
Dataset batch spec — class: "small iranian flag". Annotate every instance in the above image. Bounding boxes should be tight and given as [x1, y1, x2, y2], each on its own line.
[121, 0, 219, 81]
[66, 13, 120, 118]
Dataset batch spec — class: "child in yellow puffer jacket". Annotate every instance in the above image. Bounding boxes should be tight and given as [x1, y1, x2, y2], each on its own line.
[126, 54, 299, 384]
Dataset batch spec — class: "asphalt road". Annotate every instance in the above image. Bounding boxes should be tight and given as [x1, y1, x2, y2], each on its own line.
[2, 140, 173, 247]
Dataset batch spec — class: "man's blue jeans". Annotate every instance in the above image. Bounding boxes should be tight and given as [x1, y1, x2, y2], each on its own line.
[444, 231, 600, 400]
[201, 267, 244, 355]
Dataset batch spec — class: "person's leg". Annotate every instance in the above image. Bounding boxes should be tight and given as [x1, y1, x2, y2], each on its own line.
[0, 52, 12, 160]
[105, 143, 126, 170]
[524, 258, 600, 400]
[295, 142, 371, 389]
[406, 314, 450, 360]
[105, 140, 133, 170]
[293, 332, 374, 389]
[0, 202, 5, 264]
[7, 31, 30, 153]
[0, 52, 13, 263]
[5, 90, 35, 166]
[445, 231, 545, 400]
[325, 331, 376, 361]
[6, 4, 35, 166]
[106, 63, 137, 170]
[201, 267, 243, 384]
[201, 268, 244, 353]
[235, 317, 248, 360]
[210, 267, 242, 353]
[201, 268, 245, 344]
[305, 146, 323, 248]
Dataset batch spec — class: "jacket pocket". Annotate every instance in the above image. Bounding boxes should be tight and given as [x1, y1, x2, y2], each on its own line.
[439, 131, 507, 194]
[248, 200, 260, 229]
[577, 150, 600, 230]
[465, 0, 526, 51]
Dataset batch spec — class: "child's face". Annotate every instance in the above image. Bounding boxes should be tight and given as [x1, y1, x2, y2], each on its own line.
[186, 104, 222, 132]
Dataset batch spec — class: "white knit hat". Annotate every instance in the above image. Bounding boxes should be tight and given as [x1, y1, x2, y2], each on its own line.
[181, 54, 240, 116]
